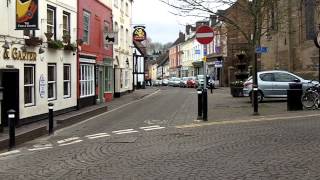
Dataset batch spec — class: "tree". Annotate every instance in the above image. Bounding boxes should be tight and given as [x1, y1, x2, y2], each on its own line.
[160, 0, 282, 114]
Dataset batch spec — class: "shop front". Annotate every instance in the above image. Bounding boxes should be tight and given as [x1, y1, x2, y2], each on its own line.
[0, 45, 77, 128]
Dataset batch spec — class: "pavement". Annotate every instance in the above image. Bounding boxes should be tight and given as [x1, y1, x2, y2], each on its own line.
[0, 87, 159, 151]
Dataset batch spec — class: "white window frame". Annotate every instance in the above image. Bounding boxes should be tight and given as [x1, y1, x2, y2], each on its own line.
[63, 64, 71, 98]
[125, 2, 128, 16]
[24, 65, 35, 106]
[47, 7, 55, 36]
[48, 64, 57, 101]
[83, 11, 91, 44]
[80, 64, 95, 98]
[63, 12, 70, 37]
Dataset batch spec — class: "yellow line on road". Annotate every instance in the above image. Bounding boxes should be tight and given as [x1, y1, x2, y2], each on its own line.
[176, 113, 320, 129]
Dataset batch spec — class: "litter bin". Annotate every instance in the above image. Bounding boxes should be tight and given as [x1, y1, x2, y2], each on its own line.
[287, 82, 303, 111]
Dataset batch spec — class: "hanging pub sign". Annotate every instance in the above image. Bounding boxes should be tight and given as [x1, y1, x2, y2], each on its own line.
[133, 26, 146, 42]
[16, 0, 39, 30]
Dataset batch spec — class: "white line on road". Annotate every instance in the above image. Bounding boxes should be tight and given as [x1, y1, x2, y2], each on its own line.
[33, 144, 52, 148]
[0, 150, 21, 157]
[139, 125, 166, 131]
[57, 137, 80, 144]
[55, 89, 160, 135]
[140, 125, 161, 129]
[112, 129, 136, 133]
[113, 131, 138, 134]
[28, 146, 53, 151]
[143, 127, 166, 131]
[85, 133, 109, 138]
[58, 140, 83, 146]
[86, 134, 110, 139]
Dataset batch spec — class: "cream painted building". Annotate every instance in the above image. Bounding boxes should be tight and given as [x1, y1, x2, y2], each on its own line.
[0, 0, 77, 128]
[105, 0, 133, 97]
[181, 36, 195, 77]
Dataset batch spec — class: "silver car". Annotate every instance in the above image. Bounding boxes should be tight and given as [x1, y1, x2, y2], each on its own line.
[243, 70, 318, 102]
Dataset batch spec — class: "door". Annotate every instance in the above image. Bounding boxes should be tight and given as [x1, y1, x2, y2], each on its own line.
[258, 73, 275, 97]
[99, 70, 103, 103]
[1, 70, 19, 127]
[273, 72, 298, 97]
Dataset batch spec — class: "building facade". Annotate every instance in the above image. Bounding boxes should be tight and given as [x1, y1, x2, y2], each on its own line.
[169, 32, 185, 78]
[0, 0, 78, 128]
[106, 0, 133, 97]
[78, 0, 113, 108]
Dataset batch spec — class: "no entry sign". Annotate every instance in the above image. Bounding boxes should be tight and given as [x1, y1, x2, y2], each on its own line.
[196, 25, 214, 45]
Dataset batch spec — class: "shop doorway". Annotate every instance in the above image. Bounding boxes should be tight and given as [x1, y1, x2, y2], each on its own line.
[1, 69, 19, 127]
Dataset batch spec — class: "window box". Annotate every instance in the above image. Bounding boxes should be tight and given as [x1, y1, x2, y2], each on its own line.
[25, 37, 42, 46]
[64, 43, 77, 51]
[48, 40, 64, 49]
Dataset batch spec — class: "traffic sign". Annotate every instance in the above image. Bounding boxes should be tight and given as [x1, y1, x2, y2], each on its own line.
[255, 47, 268, 54]
[196, 25, 214, 45]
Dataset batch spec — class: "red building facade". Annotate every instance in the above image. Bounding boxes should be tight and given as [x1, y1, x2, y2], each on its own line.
[77, 0, 113, 108]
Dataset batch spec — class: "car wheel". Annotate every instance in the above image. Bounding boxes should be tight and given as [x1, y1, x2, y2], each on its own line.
[249, 90, 264, 103]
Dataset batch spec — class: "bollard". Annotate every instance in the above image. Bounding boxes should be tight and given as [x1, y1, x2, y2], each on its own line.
[8, 109, 16, 149]
[197, 88, 203, 120]
[252, 85, 259, 115]
[202, 88, 208, 121]
[48, 103, 54, 135]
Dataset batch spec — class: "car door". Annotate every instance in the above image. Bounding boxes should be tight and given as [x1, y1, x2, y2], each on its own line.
[258, 73, 275, 97]
[273, 72, 297, 97]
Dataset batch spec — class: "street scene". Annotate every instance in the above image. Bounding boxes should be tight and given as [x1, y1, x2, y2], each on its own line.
[1, 0, 320, 179]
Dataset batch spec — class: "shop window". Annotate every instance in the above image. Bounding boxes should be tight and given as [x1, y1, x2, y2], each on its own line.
[63, 11, 70, 37]
[104, 66, 113, 92]
[47, 5, 56, 39]
[48, 64, 57, 101]
[83, 10, 91, 44]
[24, 65, 35, 106]
[63, 64, 71, 98]
[80, 64, 95, 97]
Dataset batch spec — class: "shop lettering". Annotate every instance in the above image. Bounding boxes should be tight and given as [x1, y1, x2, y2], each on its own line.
[3, 47, 37, 61]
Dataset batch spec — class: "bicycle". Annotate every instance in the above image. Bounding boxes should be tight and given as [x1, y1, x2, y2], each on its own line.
[301, 81, 320, 109]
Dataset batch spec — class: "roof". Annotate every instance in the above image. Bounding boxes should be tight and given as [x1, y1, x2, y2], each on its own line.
[170, 33, 185, 48]
[157, 51, 169, 67]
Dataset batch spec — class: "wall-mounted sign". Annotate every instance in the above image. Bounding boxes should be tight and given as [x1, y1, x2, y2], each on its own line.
[3, 47, 37, 61]
[16, 0, 39, 30]
[104, 32, 118, 45]
[39, 74, 46, 98]
[133, 26, 146, 42]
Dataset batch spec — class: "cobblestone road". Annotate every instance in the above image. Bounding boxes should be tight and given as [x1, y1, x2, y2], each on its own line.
[0, 87, 320, 179]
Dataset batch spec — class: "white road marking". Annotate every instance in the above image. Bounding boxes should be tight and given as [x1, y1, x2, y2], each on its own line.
[85, 133, 109, 138]
[58, 140, 83, 146]
[140, 125, 166, 131]
[55, 89, 160, 135]
[87, 134, 110, 139]
[140, 125, 161, 129]
[33, 144, 52, 148]
[57, 137, 80, 144]
[0, 150, 20, 157]
[112, 129, 136, 133]
[112, 129, 138, 134]
[143, 127, 166, 131]
[28, 146, 53, 151]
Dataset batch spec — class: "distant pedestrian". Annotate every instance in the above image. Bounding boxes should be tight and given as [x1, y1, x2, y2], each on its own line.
[209, 78, 214, 94]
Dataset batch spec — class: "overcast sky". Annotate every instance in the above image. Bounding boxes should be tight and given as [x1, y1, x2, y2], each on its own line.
[132, 0, 195, 44]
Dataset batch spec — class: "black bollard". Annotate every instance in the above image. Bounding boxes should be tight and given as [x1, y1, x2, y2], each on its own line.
[252, 86, 259, 115]
[48, 103, 54, 135]
[202, 88, 208, 121]
[8, 109, 16, 149]
[197, 88, 203, 120]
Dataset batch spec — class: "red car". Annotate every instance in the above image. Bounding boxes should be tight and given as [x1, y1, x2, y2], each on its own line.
[187, 77, 197, 88]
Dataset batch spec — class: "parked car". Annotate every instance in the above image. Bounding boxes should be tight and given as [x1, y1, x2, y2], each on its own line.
[187, 76, 197, 88]
[172, 78, 181, 87]
[243, 70, 318, 102]
[168, 77, 176, 86]
[153, 80, 161, 86]
[196, 75, 205, 88]
[179, 77, 190, 88]
[162, 79, 169, 86]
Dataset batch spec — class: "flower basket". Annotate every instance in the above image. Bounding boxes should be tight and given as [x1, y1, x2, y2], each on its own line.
[62, 34, 71, 44]
[47, 40, 64, 49]
[230, 81, 244, 97]
[64, 43, 77, 51]
[25, 37, 42, 46]
[44, 32, 54, 41]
